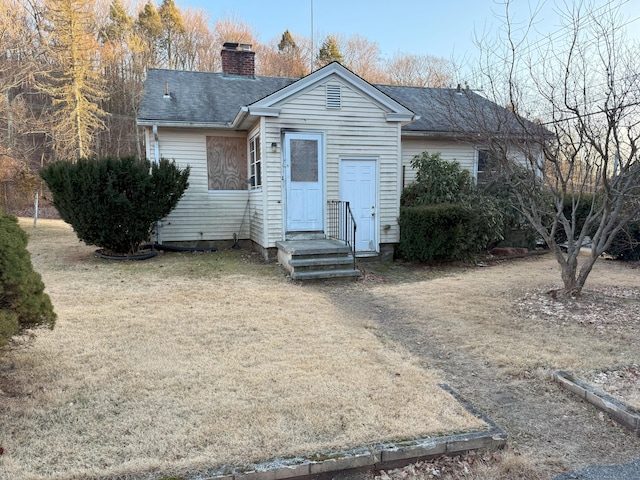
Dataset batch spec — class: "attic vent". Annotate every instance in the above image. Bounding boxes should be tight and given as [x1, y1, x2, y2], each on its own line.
[326, 84, 341, 109]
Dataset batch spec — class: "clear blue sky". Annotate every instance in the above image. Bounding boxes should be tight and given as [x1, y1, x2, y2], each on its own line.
[176, 0, 640, 62]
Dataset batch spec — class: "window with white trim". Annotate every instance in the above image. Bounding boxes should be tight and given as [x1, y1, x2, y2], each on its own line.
[477, 148, 500, 185]
[477, 149, 489, 184]
[249, 134, 261, 189]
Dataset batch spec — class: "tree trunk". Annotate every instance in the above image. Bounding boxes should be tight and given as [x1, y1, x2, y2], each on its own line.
[553, 245, 583, 297]
[559, 256, 580, 296]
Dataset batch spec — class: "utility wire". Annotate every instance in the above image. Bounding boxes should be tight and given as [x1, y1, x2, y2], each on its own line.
[473, 0, 640, 94]
[478, 0, 630, 72]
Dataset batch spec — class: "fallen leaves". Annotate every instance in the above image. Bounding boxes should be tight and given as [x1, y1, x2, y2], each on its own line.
[582, 364, 640, 410]
[513, 286, 640, 335]
[377, 452, 504, 480]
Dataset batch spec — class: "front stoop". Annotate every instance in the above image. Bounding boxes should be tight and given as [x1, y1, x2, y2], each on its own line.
[276, 239, 360, 280]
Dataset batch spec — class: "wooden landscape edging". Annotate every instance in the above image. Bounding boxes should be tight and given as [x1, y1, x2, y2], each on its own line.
[553, 370, 640, 436]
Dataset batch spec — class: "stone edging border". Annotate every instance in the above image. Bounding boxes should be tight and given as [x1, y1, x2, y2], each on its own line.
[192, 384, 507, 480]
[553, 370, 640, 436]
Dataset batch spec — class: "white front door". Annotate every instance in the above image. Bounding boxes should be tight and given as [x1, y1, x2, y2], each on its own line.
[284, 132, 324, 233]
[340, 158, 377, 253]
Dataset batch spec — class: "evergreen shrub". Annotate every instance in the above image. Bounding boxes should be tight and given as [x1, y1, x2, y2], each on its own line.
[0, 208, 56, 349]
[398, 204, 472, 261]
[401, 152, 474, 207]
[41, 156, 190, 255]
[479, 169, 539, 249]
[606, 220, 640, 261]
[399, 151, 504, 261]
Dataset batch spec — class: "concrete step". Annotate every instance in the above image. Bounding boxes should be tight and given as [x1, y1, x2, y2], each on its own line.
[276, 240, 351, 257]
[291, 268, 361, 281]
[289, 256, 355, 269]
[277, 239, 358, 281]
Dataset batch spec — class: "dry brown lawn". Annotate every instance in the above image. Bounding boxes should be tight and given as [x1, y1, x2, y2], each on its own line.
[350, 253, 640, 479]
[372, 256, 640, 376]
[0, 219, 484, 480]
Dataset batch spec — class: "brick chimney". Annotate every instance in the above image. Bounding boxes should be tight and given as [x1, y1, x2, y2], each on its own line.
[221, 42, 255, 77]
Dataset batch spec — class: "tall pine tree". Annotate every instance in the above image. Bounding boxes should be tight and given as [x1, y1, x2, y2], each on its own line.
[317, 35, 343, 67]
[40, 0, 106, 161]
[158, 0, 185, 69]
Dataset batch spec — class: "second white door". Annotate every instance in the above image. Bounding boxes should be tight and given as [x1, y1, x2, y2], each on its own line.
[340, 158, 377, 254]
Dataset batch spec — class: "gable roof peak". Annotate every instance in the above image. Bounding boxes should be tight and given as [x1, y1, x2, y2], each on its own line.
[248, 61, 415, 121]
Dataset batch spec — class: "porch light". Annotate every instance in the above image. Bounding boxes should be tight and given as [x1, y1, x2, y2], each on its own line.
[271, 142, 278, 153]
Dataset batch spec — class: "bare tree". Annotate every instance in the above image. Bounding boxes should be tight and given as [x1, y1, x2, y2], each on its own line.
[174, 8, 214, 72]
[99, 0, 142, 158]
[340, 34, 386, 82]
[384, 52, 455, 87]
[211, 16, 258, 72]
[259, 30, 309, 78]
[0, 0, 53, 211]
[456, 1, 640, 296]
[0, 1, 41, 149]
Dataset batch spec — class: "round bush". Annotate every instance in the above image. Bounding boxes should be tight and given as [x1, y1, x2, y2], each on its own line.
[41, 156, 190, 255]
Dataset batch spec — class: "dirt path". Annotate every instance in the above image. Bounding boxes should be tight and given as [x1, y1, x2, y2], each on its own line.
[326, 255, 640, 479]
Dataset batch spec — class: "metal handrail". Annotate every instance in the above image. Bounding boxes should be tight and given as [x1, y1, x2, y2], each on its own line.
[327, 200, 357, 270]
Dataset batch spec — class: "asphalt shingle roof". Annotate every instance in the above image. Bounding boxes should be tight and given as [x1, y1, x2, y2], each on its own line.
[139, 68, 533, 136]
[138, 69, 296, 125]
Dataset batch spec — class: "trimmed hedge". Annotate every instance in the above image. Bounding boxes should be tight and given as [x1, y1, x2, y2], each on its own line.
[398, 204, 474, 262]
[0, 208, 56, 349]
[41, 156, 190, 255]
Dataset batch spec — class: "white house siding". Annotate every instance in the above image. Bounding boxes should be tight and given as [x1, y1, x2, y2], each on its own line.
[152, 127, 251, 243]
[400, 138, 477, 188]
[262, 78, 402, 248]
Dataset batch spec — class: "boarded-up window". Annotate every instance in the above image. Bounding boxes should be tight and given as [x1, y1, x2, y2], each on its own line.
[290, 139, 318, 182]
[207, 136, 247, 190]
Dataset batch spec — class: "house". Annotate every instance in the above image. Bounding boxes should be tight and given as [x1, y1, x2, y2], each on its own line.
[137, 43, 519, 278]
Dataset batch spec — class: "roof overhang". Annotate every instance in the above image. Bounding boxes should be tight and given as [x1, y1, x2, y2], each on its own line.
[401, 130, 467, 140]
[401, 129, 547, 143]
[136, 120, 234, 129]
[248, 106, 281, 116]
[387, 113, 418, 123]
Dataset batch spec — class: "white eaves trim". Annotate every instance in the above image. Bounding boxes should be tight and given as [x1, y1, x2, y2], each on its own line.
[136, 119, 232, 129]
[386, 112, 416, 123]
[230, 106, 249, 129]
[249, 62, 416, 123]
[248, 106, 281, 116]
[229, 105, 282, 129]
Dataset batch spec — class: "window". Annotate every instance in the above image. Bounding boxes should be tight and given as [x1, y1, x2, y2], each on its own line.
[249, 134, 261, 188]
[290, 139, 318, 182]
[207, 136, 247, 190]
[476, 148, 494, 184]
